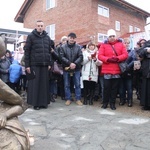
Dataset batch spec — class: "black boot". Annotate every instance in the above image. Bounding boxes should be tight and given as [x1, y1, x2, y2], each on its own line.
[101, 103, 108, 109]
[89, 90, 94, 105]
[89, 98, 93, 105]
[83, 88, 88, 105]
[110, 103, 116, 110]
[128, 99, 132, 107]
[83, 97, 87, 105]
[119, 99, 125, 106]
[50, 94, 56, 102]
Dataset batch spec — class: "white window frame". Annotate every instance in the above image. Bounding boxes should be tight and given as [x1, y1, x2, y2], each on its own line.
[134, 27, 140, 32]
[115, 21, 120, 31]
[46, 24, 55, 40]
[98, 4, 109, 18]
[98, 33, 107, 42]
[129, 25, 133, 32]
[46, 0, 55, 10]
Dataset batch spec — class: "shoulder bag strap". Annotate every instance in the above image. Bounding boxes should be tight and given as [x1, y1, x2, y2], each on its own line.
[110, 45, 118, 56]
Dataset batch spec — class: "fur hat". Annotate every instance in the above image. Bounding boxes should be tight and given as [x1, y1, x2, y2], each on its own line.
[107, 29, 116, 37]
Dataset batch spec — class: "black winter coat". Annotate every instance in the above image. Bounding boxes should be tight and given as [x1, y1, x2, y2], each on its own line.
[139, 48, 150, 78]
[60, 42, 83, 71]
[0, 58, 11, 83]
[24, 29, 54, 68]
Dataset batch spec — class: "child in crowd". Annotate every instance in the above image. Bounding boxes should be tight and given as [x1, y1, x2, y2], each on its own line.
[9, 60, 22, 93]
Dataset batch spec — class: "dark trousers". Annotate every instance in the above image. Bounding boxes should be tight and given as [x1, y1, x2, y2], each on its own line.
[57, 75, 65, 98]
[9, 81, 20, 94]
[103, 78, 119, 104]
[20, 75, 27, 91]
[83, 80, 96, 97]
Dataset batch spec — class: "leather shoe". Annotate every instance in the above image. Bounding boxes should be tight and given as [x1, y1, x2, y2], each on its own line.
[110, 104, 116, 110]
[141, 106, 150, 110]
[83, 100, 87, 105]
[101, 104, 107, 109]
[119, 101, 125, 106]
[128, 103, 132, 107]
[50, 96, 56, 102]
[128, 100, 132, 107]
[40, 106, 48, 109]
[61, 97, 65, 100]
[34, 106, 40, 110]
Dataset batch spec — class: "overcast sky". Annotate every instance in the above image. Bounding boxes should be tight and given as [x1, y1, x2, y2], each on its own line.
[0, 0, 24, 29]
[125, 0, 150, 13]
[0, 0, 149, 29]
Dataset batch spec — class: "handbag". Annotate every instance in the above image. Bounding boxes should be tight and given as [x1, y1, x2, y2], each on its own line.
[118, 61, 128, 73]
[25, 69, 36, 80]
[52, 61, 63, 75]
[110, 45, 127, 73]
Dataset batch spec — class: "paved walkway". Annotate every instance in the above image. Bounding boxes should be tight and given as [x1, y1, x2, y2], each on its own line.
[19, 98, 150, 150]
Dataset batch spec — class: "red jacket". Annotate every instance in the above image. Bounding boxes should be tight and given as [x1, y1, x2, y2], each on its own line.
[98, 40, 128, 75]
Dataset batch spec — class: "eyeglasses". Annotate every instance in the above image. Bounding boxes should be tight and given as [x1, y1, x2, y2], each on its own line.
[125, 42, 130, 44]
[109, 35, 115, 38]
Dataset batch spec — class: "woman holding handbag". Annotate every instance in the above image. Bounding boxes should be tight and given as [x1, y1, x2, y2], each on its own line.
[98, 29, 128, 110]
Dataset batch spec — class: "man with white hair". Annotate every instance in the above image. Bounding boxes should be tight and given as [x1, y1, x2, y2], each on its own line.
[98, 29, 128, 110]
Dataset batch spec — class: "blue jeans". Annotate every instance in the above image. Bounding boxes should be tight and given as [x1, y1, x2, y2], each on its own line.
[63, 70, 81, 100]
[119, 78, 133, 101]
[49, 80, 57, 95]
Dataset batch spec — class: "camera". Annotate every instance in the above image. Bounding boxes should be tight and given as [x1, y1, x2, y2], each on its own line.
[143, 40, 150, 48]
[91, 52, 96, 59]
[136, 40, 150, 58]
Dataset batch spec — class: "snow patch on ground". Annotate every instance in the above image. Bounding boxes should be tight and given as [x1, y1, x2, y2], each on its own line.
[99, 110, 116, 115]
[72, 116, 93, 122]
[119, 118, 149, 125]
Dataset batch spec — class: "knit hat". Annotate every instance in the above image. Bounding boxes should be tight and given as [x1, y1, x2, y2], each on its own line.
[61, 36, 67, 42]
[107, 29, 116, 37]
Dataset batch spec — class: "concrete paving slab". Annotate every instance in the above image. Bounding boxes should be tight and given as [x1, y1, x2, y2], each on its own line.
[19, 98, 150, 150]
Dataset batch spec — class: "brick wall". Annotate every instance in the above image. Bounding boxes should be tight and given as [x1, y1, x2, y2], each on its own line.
[23, 0, 146, 44]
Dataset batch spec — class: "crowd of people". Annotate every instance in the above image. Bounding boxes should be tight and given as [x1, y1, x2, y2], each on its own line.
[1, 20, 150, 111]
[0, 47, 25, 94]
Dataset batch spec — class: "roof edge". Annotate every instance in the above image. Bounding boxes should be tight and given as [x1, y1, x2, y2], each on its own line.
[14, 0, 34, 23]
[116, 0, 150, 17]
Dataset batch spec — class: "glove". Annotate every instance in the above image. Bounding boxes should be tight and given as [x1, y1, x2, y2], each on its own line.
[107, 57, 119, 63]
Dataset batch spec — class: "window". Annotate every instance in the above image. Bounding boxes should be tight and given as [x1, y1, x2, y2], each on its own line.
[134, 27, 140, 32]
[98, 5, 109, 17]
[115, 21, 120, 31]
[46, 0, 55, 10]
[46, 24, 55, 40]
[98, 33, 107, 42]
[129, 25, 133, 32]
